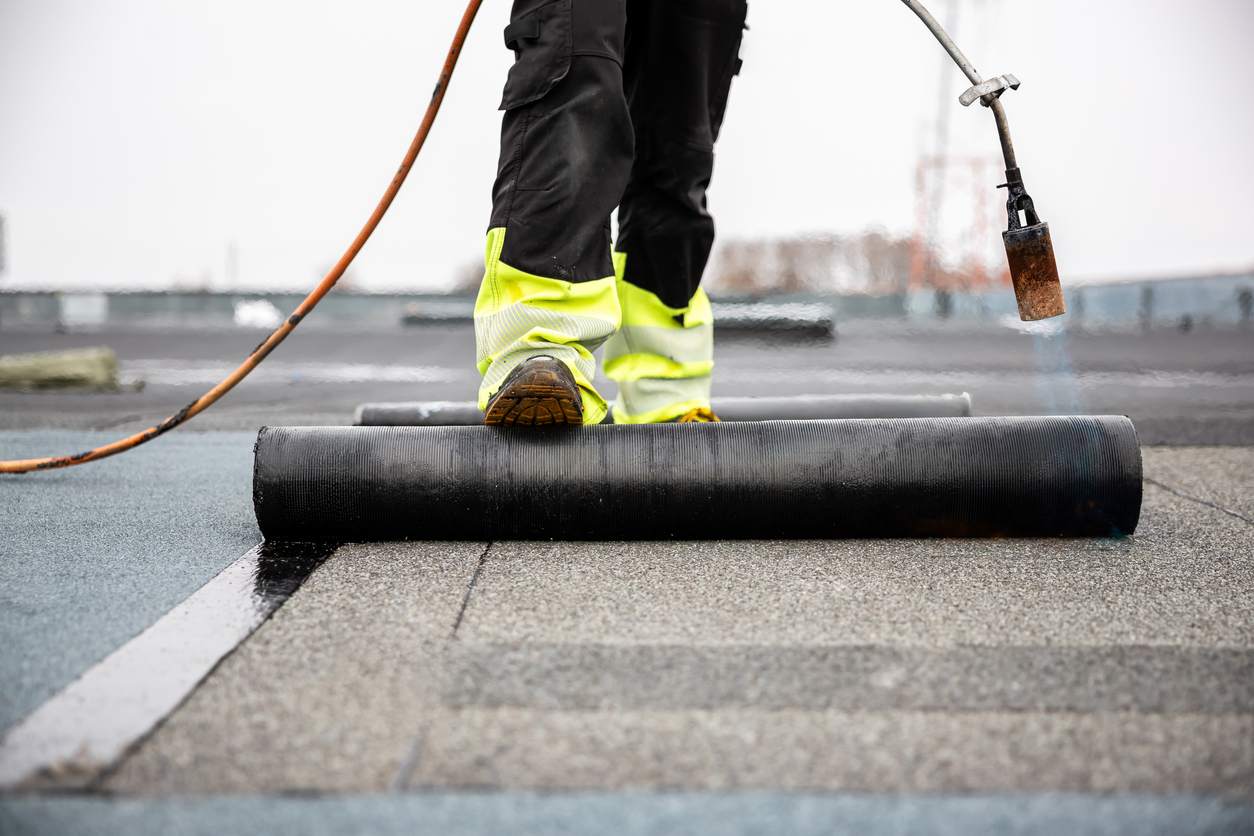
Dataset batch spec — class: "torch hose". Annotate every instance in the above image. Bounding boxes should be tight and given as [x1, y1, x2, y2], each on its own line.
[0, 0, 483, 474]
[899, 0, 1019, 170]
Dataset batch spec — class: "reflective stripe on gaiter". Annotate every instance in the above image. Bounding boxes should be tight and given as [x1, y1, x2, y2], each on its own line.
[604, 253, 715, 424]
[475, 227, 620, 424]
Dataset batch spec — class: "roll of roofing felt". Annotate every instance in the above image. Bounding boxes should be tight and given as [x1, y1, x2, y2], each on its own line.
[353, 394, 975, 426]
[254, 416, 1141, 540]
[710, 302, 835, 339]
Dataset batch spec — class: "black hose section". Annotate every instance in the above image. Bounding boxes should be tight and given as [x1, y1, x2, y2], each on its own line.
[253, 417, 1142, 540]
[353, 395, 975, 427]
[990, 99, 1019, 172]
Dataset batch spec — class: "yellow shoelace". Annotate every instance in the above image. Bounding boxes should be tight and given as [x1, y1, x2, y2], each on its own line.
[675, 407, 721, 423]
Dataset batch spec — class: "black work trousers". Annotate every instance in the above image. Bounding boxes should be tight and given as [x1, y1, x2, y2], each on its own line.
[488, 0, 747, 309]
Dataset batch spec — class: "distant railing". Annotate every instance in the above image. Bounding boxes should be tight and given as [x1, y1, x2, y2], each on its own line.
[2, 273, 1251, 332]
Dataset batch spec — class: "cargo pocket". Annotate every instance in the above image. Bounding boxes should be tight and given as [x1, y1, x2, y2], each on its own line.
[499, 0, 573, 111]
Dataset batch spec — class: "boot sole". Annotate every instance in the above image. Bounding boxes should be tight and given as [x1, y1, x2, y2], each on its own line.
[484, 364, 583, 427]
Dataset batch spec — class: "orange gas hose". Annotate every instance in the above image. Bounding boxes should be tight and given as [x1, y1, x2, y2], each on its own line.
[1, 0, 483, 474]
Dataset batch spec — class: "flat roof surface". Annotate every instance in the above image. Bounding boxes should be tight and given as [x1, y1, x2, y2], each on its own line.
[2, 322, 1252, 832]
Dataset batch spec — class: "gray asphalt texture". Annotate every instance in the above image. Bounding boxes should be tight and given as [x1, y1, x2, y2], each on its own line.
[3, 321, 1253, 833]
[3, 793, 1253, 836]
[0, 431, 258, 730]
[2, 322, 1252, 444]
[104, 475, 1254, 798]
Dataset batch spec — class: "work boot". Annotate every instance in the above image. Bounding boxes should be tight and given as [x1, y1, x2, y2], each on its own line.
[673, 407, 720, 423]
[483, 356, 583, 427]
[474, 228, 619, 425]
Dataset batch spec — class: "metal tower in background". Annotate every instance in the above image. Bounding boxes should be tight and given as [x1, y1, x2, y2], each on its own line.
[909, 0, 1007, 296]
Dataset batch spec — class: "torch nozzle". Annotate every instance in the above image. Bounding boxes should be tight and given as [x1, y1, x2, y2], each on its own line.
[999, 167, 1065, 321]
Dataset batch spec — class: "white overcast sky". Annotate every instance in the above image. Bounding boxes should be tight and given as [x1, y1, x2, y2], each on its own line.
[1, 0, 1252, 292]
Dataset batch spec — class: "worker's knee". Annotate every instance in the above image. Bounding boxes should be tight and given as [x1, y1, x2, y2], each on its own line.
[490, 0, 633, 281]
[496, 0, 632, 206]
[626, 138, 714, 219]
[516, 57, 634, 197]
[492, 56, 633, 280]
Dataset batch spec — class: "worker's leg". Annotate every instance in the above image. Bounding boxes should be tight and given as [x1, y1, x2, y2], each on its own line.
[605, 0, 747, 424]
[475, 0, 632, 425]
